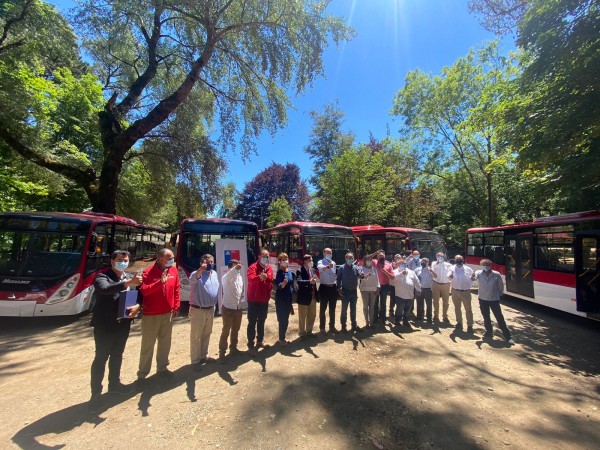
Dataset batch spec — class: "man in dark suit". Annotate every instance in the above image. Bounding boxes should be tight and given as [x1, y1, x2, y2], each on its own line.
[89, 250, 142, 409]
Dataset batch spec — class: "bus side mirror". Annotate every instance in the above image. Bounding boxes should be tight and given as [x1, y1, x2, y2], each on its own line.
[88, 233, 98, 256]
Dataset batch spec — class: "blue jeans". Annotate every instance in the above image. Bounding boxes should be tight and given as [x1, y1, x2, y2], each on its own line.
[394, 297, 412, 324]
[374, 284, 391, 323]
[340, 289, 358, 329]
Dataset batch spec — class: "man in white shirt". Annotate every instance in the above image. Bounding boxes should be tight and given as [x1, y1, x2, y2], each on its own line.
[391, 257, 421, 328]
[431, 252, 452, 323]
[317, 248, 339, 334]
[219, 259, 245, 358]
[448, 255, 475, 333]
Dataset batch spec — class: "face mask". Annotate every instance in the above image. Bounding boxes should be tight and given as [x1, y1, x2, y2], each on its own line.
[236, 269, 241, 275]
[437, 257, 444, 263]
[346, 259, 354, 265]
[400, 264, 406, 270]
[165, 258, 174, 268]
[421, 262, 427, 268]
[413, 256, 419, 261]
[482, 265, 491, 271]
[282, 260, 289, 267]
[365, 261, 372, 267]
[261, 257, 269, 265]
[456, 260, 464, 267]
[378, 257, 385, 262]
[325, 254, 332, 261]
[395, 259, 401, 264]
[114, 261, 128, 272]
[206, 263, 214, 271]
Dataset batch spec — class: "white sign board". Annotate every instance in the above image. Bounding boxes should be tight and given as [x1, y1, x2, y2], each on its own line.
[215, 239, 249, 310]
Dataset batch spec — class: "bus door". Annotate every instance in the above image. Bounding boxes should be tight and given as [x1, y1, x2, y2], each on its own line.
[575, 231, 600, 313]
[505, 234, 534, 298]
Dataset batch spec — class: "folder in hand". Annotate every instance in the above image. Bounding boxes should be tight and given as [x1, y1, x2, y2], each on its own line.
[118, 290, 139, 319]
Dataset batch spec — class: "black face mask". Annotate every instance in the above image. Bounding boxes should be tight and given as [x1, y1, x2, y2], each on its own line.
[378, 257, 385, 263]
[421, 262, 427, 268]
[456, 261, 464, 266]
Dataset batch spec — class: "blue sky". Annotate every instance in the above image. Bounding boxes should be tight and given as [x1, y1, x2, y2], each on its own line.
[50, 0, 504, 192]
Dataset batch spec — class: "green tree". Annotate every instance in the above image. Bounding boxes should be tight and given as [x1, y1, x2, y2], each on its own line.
[304, 101, 355, 191]
[61, 0, 350, 213]
[470, 0, 600, 210]
[314, 145, 397, 226]
[391, 42, 535, 227]
[266, 195, 292, 228]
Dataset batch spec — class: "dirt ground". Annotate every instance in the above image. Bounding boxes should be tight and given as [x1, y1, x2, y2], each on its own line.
[1, 292, 600, 450]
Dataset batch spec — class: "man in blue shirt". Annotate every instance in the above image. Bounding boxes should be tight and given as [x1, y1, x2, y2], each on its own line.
[337, 252, 364, 333]
[189, 253, 220, 371]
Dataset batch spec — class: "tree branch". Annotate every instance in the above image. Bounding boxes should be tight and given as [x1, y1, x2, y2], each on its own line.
[0, 0, 34, 53]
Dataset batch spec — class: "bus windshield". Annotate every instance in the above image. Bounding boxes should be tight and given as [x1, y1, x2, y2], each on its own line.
[305, 235, 356, 265]
[0, 229, 86, 279]
[408, 231, 447, 260]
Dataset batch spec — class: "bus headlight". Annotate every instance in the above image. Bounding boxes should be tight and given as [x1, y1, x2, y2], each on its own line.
[178, 267, 190, 290]
[46, 274, 81, 304]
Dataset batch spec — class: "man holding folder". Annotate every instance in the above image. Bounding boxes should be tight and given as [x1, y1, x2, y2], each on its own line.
[89, 250, 142, 410]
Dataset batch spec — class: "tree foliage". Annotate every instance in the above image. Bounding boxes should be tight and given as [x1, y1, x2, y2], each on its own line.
[313, 145, 399, 226]
[266, 195, 292, 228]
[234, 163, 309, 228]
[304, 101, 355, 191]
[470, 0, 600, 210]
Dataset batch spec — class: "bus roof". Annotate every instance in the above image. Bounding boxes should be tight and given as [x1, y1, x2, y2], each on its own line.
[181, 217, 258, 227]
[352, 225, 443, 235]
[0, 211, 166, 231]
[467, 210, 600, 233]
[262, 221, 354, 231]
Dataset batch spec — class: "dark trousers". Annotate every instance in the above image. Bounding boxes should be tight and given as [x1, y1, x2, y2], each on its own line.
[416, 288, 433, 320]
[389, 286, 396, 316]
[394, 297, 412, 324]
[319, 285, 338, 330]
[247, 301, 269, 348]
[275, 297, 292, 340]
[374, 284, 391, 323]
[90, 324, 131, 395]
[479, 299, 511, 339]
[340, 289, 358, 329]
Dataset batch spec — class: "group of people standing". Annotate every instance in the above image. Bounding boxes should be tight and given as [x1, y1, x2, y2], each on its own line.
[88, 245, 513, 410]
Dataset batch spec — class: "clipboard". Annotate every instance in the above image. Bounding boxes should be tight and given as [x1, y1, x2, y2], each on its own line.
[118, 290, 138, 318]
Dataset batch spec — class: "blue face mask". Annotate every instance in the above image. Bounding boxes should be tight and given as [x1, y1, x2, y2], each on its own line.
[236, 269, 241, 275]
[165, 258, 175, 268]
[482, 265, 491, 271]
[437, 257, 444, 263]
[325, 254, 332, 261]
[114, 261, 129, 272]
[400, 264, 406, 270]
[261, 257, 269, 265]
[346, 259, 354, 265]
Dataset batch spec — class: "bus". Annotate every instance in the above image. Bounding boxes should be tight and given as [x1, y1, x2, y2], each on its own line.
[352, 225, 447, 262]
[466, 211, 600, 319]
[174, 218, 260, 300]
[0, 211, 167, 317]
[260, 222, 357, 272]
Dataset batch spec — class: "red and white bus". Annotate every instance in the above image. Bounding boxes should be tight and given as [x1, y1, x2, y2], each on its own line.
[0, 211, 167, 317]
[260, 221, 357, 272]
[352, 225, 447, 262]
[466, 211, 600, 319]
[173, 218, 261, 300]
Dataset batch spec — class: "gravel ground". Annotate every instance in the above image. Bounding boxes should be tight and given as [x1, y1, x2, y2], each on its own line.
[1, 292, 600, 450]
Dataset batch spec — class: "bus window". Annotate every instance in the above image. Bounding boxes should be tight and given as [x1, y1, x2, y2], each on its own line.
[483, 231, 504, 265]
[468, 233, 484, 257]
[387, 237, 408, 258]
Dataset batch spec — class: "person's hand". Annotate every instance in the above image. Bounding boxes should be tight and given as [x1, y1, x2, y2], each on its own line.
[125, 273, 142, 287]
[161, 269, 169, 284]
[259, 272, 267, 281]
[199, 260, 208, 272]
[402, 269, 407, 275]
[282, 278, 288, 286]
[449, 273, 454, 279]
[126, 303, 141, 318]
[310, 277, 316, 285]
[235, 263, 242, 270]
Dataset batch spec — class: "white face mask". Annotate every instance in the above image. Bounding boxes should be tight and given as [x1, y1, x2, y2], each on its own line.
[261, 257, 269, 265]
[281, 260, 289, 267]
[365, 261, 372, 267]
[324, 254, 332, 261]
[165, 258, 174, 268]
[482, 265, 491, 271]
